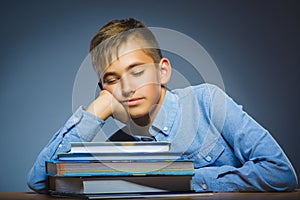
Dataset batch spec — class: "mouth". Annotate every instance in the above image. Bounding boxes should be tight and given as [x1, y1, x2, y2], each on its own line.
[121, 98, 144, 107]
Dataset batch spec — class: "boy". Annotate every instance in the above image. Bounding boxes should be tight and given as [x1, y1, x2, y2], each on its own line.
[27, 18, 298, 193]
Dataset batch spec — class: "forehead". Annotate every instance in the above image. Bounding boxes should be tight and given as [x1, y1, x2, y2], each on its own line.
[103, 48, 154, 75]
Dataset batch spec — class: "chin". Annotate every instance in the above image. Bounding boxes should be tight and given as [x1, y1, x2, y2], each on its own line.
[129, 113, 147, 119]
[128, 109, 150, 120]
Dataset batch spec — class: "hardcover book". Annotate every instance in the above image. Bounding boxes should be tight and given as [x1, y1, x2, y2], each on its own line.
[46, 159, 194, 177]
[57, 152, 183, 161]
[48, 175, 193, 194]
[69, 142, 171, 153]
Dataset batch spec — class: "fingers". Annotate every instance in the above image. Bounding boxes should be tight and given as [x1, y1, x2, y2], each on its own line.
[87, 90, 128, 123]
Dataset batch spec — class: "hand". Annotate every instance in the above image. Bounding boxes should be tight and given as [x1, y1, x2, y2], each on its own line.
[86, 90, 128, 123]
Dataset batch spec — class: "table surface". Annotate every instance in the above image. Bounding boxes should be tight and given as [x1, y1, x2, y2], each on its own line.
[0, 190, 299, 200]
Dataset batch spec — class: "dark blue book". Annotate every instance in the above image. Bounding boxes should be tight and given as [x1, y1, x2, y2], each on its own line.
[57, 152, 183, 161]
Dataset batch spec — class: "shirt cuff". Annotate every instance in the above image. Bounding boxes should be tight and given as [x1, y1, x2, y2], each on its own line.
[192, 166, 238, 192]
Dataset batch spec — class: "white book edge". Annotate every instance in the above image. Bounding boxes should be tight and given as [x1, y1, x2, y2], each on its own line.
[70, 142, 171, 153]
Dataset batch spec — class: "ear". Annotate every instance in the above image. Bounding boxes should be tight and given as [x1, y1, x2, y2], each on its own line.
[159, 58, 172, 85]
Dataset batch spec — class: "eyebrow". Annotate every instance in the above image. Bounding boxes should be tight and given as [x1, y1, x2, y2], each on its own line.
[102, 61, 148, 80]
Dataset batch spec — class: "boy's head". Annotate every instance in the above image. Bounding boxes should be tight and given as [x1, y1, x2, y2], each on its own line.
[90, 18, 162, 79]
[89, 18, 172, 119]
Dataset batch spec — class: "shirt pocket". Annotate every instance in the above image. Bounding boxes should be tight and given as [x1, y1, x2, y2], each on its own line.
[187, 138, 225, 168]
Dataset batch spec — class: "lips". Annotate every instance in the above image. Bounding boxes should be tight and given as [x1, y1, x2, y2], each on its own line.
[121, 98, 144, 107]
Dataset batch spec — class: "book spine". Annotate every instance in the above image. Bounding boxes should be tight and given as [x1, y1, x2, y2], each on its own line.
[58, 162, 65, 176]
[46, 161, 66, 176]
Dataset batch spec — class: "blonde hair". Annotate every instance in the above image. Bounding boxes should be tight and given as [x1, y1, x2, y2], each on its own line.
[89, 18, 162, 79]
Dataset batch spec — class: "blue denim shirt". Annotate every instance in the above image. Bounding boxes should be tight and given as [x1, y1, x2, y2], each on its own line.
[27, 84, 298, 193]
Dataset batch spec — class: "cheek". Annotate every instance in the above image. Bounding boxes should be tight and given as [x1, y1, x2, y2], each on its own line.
[135, 72, 160, 89]
[139, 84, 161, 101]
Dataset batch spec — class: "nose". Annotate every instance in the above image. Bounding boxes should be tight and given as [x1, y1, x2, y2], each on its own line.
[120, 76, 134, 97]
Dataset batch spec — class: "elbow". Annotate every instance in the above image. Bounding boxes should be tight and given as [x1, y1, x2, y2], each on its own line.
[27, 180, 48, 194]
[27, 168, 48, 194]
[282, 169, 298, 191]
[265, 164, 298, 192]
[27, 177, 48, 194]
[27, 182, 45, 194]
[278, 163, 298, 191]
[277, 174, 298, 192]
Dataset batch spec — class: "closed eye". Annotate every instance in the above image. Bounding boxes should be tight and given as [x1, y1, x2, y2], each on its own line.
[131, 69, 144, 76]
[104, 77, 119, 85]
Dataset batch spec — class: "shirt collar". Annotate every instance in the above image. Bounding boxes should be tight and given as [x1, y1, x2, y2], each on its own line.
[151, 89, 179, 136]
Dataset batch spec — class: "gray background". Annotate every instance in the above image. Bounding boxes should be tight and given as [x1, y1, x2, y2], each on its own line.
[0, 0, 299, 192]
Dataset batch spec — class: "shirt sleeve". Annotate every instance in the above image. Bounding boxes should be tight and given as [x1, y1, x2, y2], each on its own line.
[27, 106, 105, 193]
[192, 84, 298, 192]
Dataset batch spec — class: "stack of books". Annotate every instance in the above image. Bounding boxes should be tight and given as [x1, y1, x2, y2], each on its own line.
[46, 141, 195, 196]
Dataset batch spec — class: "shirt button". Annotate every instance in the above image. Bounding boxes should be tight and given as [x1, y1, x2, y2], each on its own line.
[163, 127, 168, 131]
[202, 183, 208, 190]
[206, 156, 212, 162]
[58, 144, 63, 148]
[73, 117, 79, 124]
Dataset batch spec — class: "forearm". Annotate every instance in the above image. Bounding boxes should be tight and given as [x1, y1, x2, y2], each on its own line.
[27, 107, 104, 193]
[192, 158, 298, 192]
